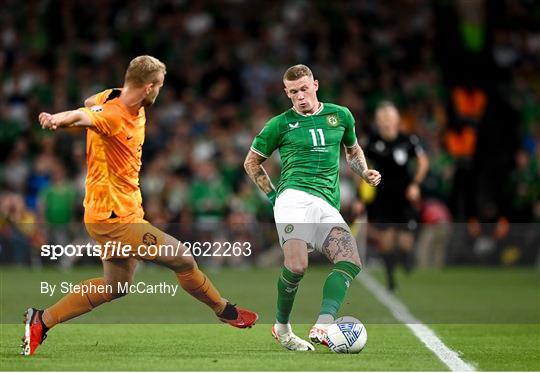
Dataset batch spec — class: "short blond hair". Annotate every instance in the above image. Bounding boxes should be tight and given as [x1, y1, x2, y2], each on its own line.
[125, 55, 166, 87]
[283, 64, 313, 81]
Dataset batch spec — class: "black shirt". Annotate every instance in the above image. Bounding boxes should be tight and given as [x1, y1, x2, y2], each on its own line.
[364, 132, 424, 193]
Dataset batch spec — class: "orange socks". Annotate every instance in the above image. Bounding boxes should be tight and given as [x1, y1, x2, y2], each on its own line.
[176, 266, 226, 315]
[42, 278, 112, 328]
[41, 268, 226, 329]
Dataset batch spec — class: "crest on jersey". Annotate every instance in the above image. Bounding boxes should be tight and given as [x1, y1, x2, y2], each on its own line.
[326, 114, 339, 127]
[375, 140, 386, 152]
[393, 148, 408, 165]
[90, 105, 103, 113]
[142, 232, 157, 246]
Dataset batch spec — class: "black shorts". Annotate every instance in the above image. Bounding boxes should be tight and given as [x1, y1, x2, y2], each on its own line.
[368, 190, 418, 231]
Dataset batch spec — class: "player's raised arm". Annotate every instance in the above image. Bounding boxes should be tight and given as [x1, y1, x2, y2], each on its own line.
[244, 150, 277, 204]
[38, 110, 94, 131]
[344, 142, 381, 187]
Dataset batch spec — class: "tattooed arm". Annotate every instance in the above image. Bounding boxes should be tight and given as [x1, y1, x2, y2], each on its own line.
[344, 143, 381, 186]
[244, 150, 277, 204]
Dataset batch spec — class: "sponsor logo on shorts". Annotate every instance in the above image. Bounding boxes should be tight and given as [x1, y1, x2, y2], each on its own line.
[142, 232, 157, 246]
[284, 224, 294, 234]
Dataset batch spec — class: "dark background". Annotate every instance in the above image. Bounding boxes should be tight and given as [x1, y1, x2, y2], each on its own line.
[0, 0, 538, 267]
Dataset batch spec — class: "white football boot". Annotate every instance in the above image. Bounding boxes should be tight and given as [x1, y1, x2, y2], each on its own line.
[272, 323, 315, 351]
[309, 323, 329, 346]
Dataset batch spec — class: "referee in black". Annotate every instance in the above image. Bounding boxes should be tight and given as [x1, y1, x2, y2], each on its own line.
[365, 101, 429, 291]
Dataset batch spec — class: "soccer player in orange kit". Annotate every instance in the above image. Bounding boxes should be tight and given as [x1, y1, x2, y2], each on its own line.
[22, 55, 258, 356]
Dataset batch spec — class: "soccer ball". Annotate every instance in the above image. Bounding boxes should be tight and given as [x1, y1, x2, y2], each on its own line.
[325, 316, 368, 354]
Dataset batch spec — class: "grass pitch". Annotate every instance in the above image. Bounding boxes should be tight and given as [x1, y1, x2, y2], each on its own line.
[1, 265, 539, 371]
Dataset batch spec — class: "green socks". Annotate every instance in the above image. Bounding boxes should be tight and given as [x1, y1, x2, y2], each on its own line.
[276, 266, 304, 324]
[276, 261, 361, 324]
[319, 261, 361, 318]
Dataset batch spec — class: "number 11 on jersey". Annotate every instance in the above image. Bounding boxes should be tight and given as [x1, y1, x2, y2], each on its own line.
[309, 128, 326, 146]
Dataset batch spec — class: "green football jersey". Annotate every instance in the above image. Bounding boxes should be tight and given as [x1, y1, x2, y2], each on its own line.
[251, 102, 357, 210]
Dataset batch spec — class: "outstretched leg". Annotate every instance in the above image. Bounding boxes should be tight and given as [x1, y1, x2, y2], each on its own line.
[22, 258, 137, 355]
[147, 227, 257, 329]
[43, 258, 137, 327]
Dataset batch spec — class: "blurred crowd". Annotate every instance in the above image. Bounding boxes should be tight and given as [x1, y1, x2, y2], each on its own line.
[0, 0, 538, 266]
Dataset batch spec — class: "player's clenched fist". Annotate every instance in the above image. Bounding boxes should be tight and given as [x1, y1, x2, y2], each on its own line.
[38, 112, 58, 131]
[362, 169, 382, 186]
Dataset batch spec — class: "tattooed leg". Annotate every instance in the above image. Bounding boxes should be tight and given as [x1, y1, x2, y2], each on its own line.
[321, 227, 362, 267]
[316, 227, 362, 323]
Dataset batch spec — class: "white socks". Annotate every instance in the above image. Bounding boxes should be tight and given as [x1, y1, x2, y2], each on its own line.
[275, 322, 292, 335]
[315, 314, 334, 325]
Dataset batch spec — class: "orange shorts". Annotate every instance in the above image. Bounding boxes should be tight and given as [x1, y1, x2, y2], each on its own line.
[85, 215, 178, 260]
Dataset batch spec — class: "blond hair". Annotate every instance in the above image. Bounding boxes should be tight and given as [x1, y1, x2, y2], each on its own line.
[283, 64, 313, 81]
[124, 55, 166, 87]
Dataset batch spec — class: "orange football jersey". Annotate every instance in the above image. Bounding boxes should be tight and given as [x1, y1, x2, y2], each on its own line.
[79, 89, 146, 222]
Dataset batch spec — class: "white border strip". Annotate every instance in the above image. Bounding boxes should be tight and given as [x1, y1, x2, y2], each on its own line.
[250, 147, 269, 158]
[358, 273, 476, 372]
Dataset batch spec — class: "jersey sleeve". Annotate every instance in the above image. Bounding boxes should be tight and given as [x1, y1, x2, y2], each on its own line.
[409, 134, 425, 156]
[250, 117, 280, 158]
[342, 107, 357, 148]
[79, 105, 123, 137]
[92, 89, 113, 105]
[90, 88, 122, 105]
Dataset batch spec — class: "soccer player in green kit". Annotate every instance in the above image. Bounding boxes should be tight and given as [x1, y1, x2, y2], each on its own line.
[244, 65, 381, 351]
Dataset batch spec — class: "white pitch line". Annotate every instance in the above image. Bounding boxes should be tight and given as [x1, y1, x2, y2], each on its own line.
[358, 272, 476, 372]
